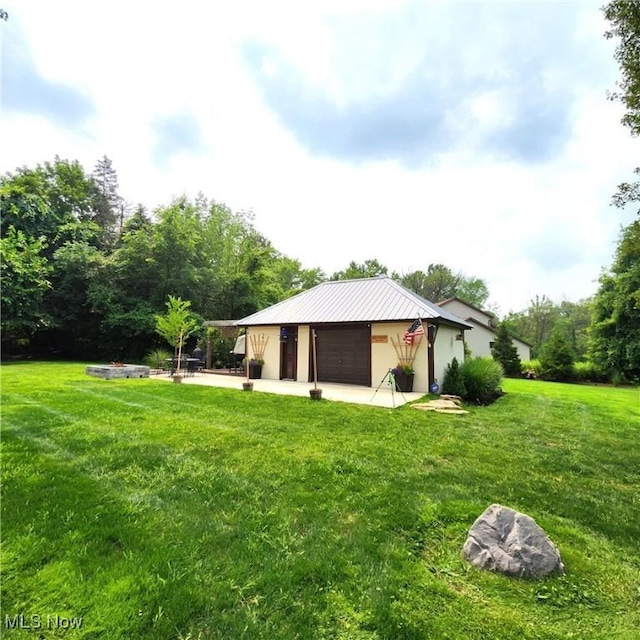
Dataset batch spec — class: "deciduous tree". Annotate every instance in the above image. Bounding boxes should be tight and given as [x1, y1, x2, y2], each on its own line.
[0, 228, 51, 340]
[155, 296, 200, 375]
[1, 158, 101, 256]
[604, 1, 640, 217]
[604, 0, 640, 135]
[589, 220, 640, 381]
[331, 259, 388, 280]
[399, 264, 489, 307]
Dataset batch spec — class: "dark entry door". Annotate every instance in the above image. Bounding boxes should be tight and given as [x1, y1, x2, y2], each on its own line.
[280, 326, 298, 380]
[314, 325, 371, 386]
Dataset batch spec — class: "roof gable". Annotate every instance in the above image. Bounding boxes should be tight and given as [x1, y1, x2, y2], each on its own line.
[437, 297, 495, 322]
[237, 277, 472, 328]
[464, 316, 532, 348]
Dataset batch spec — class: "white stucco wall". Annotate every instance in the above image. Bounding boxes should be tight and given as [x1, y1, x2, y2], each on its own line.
[464, 321, 495, 358]
[370, 322, 429, 393]
[464, 321, 531, 361]
[433, 325, 466, 391]
[514, 341, 531, 362]
[298, 325, 311, 382]
[245, 326, 281, 380]
[245, 322, 468, 393]
[439, 300, 531, 361]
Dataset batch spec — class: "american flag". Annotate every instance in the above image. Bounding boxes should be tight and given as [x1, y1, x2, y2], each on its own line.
[404, 318, 425, 345]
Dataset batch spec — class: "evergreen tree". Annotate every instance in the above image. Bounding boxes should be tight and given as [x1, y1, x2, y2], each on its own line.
[92, 155, 122, 249]
[491, 322, 522, 377]
[539, 322, 575, 382]
[442, 357, 466, 397]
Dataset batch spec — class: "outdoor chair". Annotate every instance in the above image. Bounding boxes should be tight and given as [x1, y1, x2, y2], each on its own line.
[228, 352, 244, 374]
[186, 359, 199, 376]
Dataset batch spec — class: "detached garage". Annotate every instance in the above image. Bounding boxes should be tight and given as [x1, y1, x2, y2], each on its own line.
[236, 277, 472, 394]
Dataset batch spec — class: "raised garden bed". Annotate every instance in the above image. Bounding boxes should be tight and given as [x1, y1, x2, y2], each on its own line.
[86, 365, 150, 380]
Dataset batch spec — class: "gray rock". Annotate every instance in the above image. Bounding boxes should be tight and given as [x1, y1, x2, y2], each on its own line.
[463, 504, 564, 579]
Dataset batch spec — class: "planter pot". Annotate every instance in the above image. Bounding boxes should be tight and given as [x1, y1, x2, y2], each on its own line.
[242, 381, 254, 391]
[309, 388, 323, 400]
[173, 375, 183, 384]
[394, 373, 414, 393]
[248, 363, 263, 379]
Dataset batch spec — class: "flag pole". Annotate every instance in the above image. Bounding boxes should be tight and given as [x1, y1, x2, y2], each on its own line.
[312, 329, 318, 391]
[415, 310, 426, 392]
[421, 315, 428, 391]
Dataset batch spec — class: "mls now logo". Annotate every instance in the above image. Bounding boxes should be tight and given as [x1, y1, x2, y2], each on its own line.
[5, 613, 83, 630]
[5, 614, 42, 630]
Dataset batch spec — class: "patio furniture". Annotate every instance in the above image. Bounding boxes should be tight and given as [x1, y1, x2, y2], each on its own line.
[228, 334, 246, 374]
[186, 358, 200, 376]
[228, 352, 244, 374]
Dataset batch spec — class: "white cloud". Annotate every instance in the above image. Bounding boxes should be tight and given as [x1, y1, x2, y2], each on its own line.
[1, 0, 637, 315]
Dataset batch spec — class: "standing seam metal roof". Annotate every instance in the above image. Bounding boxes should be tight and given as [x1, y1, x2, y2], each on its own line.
[236, 277, 472, 328]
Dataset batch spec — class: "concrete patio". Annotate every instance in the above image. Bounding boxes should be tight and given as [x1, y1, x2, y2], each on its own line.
[155, 371, 425, 408]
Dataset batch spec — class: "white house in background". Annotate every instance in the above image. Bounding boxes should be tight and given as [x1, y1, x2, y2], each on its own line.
[437, 297, 532, 362]
[236, 277, 472, 393]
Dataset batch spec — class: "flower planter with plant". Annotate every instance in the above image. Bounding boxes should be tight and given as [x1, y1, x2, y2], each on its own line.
[392, 364, 415, 392]
[244, 334, 269, 381]
[247, 358, 265, 379]
[389, 326, 423, 394]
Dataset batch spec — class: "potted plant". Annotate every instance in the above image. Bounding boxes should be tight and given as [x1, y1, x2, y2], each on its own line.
[247, 358, 264, 379]
[392, 364, 415, 392]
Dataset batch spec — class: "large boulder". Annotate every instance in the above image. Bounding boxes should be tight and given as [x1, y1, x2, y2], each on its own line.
[463, 504, 564, 579]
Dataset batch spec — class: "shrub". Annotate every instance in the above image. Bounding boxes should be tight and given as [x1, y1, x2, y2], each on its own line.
[573, 361, 606, 384]
[461, 357, 504, 405]
[442, 357, 466, 397]
[539, 325, 574, 381]
[144, 348, 173, 370]
[521, 359, 542, 378]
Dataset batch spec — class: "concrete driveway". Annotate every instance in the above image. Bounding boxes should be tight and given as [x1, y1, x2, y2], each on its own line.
[156, 371, 425, 408]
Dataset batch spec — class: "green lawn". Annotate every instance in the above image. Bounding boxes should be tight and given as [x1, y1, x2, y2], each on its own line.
[1, 362, 639, 639]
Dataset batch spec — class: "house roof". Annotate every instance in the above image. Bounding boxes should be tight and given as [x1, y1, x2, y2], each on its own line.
[237, 277, 473, 329]
[437, 296, 496, 319]
[464, 316, 533, 348]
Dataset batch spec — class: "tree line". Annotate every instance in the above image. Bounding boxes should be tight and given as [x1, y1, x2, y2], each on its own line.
[0, 156, 492, 362]
[1, 2, 637, 380]
[0, 153, 637, 381]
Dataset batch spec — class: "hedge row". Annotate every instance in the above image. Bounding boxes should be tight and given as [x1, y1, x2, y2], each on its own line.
[521, 360, 610, 383]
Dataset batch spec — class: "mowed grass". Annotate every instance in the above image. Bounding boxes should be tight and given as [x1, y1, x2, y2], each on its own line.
[1, 363, 639, 639]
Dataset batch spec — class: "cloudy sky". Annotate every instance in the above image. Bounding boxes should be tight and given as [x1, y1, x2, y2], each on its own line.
[1, 0, 637, 314]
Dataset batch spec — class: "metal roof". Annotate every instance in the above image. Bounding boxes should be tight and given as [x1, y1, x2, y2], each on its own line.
[236, 277, 473, 329]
